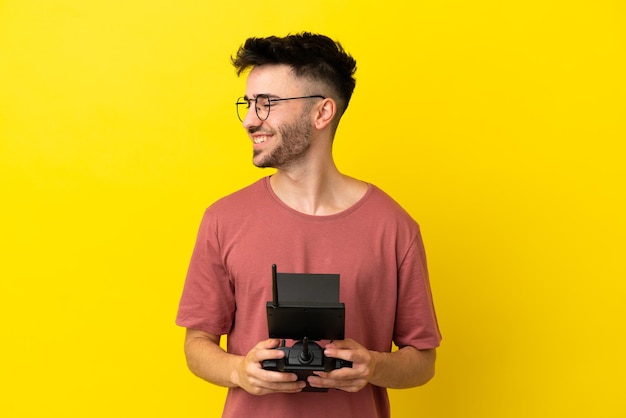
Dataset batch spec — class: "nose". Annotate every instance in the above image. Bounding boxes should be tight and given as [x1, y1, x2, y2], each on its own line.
[242, 106, 263, 130]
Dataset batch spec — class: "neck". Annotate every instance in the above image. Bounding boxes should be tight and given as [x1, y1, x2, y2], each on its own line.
[270, 158, 367, 216]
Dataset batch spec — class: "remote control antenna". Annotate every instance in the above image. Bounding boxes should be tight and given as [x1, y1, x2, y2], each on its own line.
[272, 264, 279, 307]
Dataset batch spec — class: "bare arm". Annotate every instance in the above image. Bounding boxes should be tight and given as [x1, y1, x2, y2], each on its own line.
[368, 345, 436, 388]
[308, 338, 436, 392]
[183, 328, 306, 395]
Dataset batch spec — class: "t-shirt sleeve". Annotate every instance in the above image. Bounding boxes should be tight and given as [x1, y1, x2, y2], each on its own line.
[393, 229, 442, 350]
[176, 208, 235, 335]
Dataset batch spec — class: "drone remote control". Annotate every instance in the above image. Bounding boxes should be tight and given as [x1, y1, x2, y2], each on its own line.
[262, 265, 352, 392]
[262, 338, 352, 392]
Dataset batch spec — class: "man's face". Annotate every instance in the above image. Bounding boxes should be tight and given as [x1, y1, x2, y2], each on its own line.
[241, 64, 314, 169]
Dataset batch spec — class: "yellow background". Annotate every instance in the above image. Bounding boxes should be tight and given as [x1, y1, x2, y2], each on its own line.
[1, 1, 624, 417]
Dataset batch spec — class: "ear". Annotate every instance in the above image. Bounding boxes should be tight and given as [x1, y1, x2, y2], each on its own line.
[313, 98, 337, 130]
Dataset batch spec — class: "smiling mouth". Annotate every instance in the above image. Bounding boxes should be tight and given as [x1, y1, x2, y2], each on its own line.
[252, 135, 271, 144]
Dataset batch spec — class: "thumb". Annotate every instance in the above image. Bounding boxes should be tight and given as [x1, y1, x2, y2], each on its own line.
[257, 338, 283, 349]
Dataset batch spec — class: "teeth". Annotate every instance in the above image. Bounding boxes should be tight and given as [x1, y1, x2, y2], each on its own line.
[253, 136, 269, 144]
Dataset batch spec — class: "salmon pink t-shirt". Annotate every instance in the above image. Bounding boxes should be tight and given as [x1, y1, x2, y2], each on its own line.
[177, 177, 441, 418]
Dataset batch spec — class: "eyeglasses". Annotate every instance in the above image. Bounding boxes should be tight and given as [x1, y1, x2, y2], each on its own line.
[236, 94, 326, 122]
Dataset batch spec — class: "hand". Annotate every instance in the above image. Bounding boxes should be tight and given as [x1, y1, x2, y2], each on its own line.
[307, 338, 378, 392]
[234, 338, 307, 395]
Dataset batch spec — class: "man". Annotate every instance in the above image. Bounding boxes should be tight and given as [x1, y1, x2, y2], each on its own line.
[176, 33, 441, 418]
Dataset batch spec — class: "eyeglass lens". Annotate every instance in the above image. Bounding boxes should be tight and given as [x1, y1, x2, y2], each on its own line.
[236, 95, 270, 122]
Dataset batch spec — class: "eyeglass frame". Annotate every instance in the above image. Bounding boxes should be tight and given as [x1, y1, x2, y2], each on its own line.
[236, 94, 326, 122]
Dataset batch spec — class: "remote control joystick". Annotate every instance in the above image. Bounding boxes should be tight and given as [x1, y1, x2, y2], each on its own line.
[299, 337, 313, 364]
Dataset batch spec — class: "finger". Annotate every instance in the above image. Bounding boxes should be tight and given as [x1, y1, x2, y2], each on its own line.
[255, 347, 286, 361]
[307, 374, 365, 392]
[324, 338, 355, 349]
[245, 377, 306, 395]
[243, 366, 306, 395]
[259, 368, 300, 383]
[263, 380, 307, 393]
[323, 346, 355, 363]
[257, 371, 307, 392]
[256, 338, 283, 349]
[250, 339, 285, 363]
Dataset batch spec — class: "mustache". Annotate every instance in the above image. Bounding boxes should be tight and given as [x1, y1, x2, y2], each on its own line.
[248, 126, 273, 135]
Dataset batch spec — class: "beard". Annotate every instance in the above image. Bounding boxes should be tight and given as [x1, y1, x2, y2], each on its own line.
[253, 117, 313, 169]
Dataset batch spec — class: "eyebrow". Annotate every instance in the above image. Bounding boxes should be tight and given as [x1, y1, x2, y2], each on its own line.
[243, 93, 281, 101]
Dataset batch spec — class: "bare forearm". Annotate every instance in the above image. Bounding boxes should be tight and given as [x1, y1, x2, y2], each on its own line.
[184, 329, 241, 388]
[369, 346, 436, 389]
